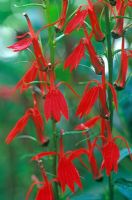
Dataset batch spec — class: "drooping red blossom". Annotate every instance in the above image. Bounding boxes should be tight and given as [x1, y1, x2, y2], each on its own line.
[26, 162, 54, 200]
[5, 110, 30, 144]
[56, 0, 69, 30]
[101, 120, 132, 175]
[35, 183, 54, 200]
[114, 36, 131, 90]
[8, 14, 48, 69]
[99, 85, 110, 118]
[76, 84, 99, 118]
[14, 61, 38, 92]
[32, 130, 85, 193]
[87, 0, 105, 41]
[106, 81, 118, 110]
[29, 106, 45, 144]
[64, 6, 88, 35]
[6, 96, 46, 144]
[101, 139, 120, 176]
[24, 14, 48, 68]
[64, 39, 85, 71]
[44, 86, 69, 122]
[87, 139, 102, 180]
[112, 1, 127, 38]
[83, 26, 104, 74]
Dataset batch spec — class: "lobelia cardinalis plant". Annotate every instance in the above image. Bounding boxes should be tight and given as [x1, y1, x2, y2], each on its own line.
[5, 0, 132, 199]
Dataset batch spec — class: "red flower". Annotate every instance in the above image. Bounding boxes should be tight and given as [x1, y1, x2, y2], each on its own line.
[5, 110, 30, 144]
[76, 82, 100, 118]
[83, 25, 104, 75]
[26, 163, 54, 200]
[44, 87, 69, 122]
[114, 36, 131, 90]
[14, 61, 38, 92]
[56, 0, 69, 30]
[32, 130, 85, 193]
[101, 121, 132, 175]
[64, 6, 88, 35]
[8, 14, 48, 69]
[101, 139, 120, 176]
[112, 1, 127, 38]
[64, 39, 85, 71]
[6, 97, 46, 144]
[87, 0, 105, 41]
[87, 139, 102, 180]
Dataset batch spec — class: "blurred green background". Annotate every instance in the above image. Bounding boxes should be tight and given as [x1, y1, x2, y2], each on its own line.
[0, 0, 132, 199]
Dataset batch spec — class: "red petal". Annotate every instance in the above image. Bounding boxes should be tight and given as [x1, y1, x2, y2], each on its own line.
[14, 61, 38, 92]
[8, 37, 32, 52]
[101, 140, 120, 176]
[5, 111, 30, 144]
[36, 183, 54, 200]
[57, 90, 69, 120]
[56, 0, 68, 30]
[31, 106, 46, 144]
[87, 0, 105, 41]
[64, 7, 88, 34]
[64, 39, 85, 71]
[107, 82, 118, 110]
[75, 115, 100, 130]
[76, 86, 99, 118]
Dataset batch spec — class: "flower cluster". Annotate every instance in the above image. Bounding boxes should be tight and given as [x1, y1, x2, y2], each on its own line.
[5, 0, 132, 199]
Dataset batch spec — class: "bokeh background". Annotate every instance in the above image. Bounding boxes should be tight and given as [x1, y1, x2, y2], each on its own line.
[0, 0, 132, 199]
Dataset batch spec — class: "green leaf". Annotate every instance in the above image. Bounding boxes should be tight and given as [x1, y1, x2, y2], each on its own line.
[118, 148, 132, 163]
[115, 178, 132, 200]
[17, 135, 37, 142]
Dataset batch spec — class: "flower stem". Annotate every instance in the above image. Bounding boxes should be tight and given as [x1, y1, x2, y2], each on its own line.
[43, 0, 59, 199]
[52, 121, 60, 199]
[44, 0, 55, 65]
[104, 6, 114, 200]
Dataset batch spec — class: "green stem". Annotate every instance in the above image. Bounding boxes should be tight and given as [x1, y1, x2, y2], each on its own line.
[104, 6, 114, 200]
[43, 0, 59, 199]
[44, 0, 55, 65]
[104, 6, 113, 126]
[52, 121, 59, 199]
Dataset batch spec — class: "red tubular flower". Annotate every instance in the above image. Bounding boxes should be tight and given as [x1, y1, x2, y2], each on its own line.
[64, 6, 88, 35]
[8, 14, 48, 69]
[26, 163, 54, 200]
[101, 120, 132, 176]
[6, 96, 46, 144]
[99, 85, 110, 118]
[5, 110, 30, 144]
[14, 61, 38, 93]
[114, 36, 131, 90]
[112, 1, 127, 38]
[101, 139, 120, 176]
[24, 14, 48, 68]
[64, 39, 85, 71]
[44, 86, 69, 122]
[83, 26, 104, 74]
[87, 0, 105, 41]
[76, 84, 99, 118]
[32, 130, 85, 193]
[87, 139, 102, 180]
[56, 0, 69, 30]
